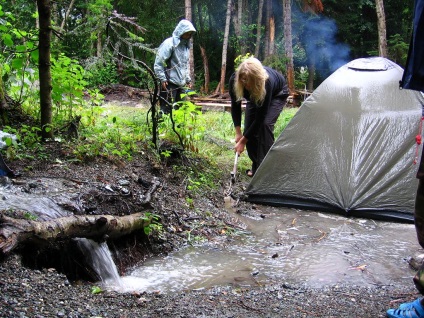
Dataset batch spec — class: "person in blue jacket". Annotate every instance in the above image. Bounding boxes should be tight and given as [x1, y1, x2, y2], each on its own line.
[386, 0, 424, 317]
[229, 57, 289, 177]
[154, 19, 196, 115]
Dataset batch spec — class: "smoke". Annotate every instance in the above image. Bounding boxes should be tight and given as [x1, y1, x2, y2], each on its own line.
[301, 16, 351, 78]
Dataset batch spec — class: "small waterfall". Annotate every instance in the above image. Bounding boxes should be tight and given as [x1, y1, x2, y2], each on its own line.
[74, 238, 124, 290]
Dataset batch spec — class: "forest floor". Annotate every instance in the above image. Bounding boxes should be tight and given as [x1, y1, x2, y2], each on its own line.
[0, 86, 422, 317]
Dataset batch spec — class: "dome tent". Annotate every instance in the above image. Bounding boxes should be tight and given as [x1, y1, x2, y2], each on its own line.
[245, 57, 424, 222]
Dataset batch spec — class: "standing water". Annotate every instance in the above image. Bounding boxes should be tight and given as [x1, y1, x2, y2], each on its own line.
[101, 206, 418, 294]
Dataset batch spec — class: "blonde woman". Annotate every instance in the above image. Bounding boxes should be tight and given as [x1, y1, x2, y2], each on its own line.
[229, 57, 289, 177]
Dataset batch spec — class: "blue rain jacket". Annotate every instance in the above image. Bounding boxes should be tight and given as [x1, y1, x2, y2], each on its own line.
[154, 19, 196, 87]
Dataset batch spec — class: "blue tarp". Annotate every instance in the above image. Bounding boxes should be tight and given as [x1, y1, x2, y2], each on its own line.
[401, 0, 424, 92]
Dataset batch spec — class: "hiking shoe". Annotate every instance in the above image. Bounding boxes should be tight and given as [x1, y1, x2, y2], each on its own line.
[398, 299, 423, 311]
[387, 298, 424, 318]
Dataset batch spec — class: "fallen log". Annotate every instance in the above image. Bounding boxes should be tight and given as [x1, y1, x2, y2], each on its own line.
[0, 212, 151, 256]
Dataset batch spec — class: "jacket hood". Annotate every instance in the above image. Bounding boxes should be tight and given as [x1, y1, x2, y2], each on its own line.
[172, 19, 196, 47]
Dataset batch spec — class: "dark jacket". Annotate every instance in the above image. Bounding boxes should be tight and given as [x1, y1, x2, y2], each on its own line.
[229, 66, 289, 140]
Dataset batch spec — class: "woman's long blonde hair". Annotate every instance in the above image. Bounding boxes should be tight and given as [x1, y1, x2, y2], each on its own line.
[234, 57, 269, 105]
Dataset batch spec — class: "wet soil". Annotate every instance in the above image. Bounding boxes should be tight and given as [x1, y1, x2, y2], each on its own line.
[0, 87, 422, 317]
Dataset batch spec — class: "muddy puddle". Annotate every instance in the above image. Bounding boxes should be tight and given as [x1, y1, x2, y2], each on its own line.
[117, 202, 418, 294]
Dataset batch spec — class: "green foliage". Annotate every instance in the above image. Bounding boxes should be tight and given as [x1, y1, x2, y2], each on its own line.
[274, 108, 298, 137]
[262, 54, 288, 75]
[51, 54, 90, 123]
[0, 3, 39, 105]
[160, 149, 172, 158]
[73, 111, 145, 161]
[141, 212, 163, 235]
[23, 212, 37, 220]
[83, 57, 119, 88]
[159, 96, 205, 152]
[294, 66, 310, 90]
[387, 34, 410, 66]
[234, 53, 254, 69]
[2, 125, 44, 158]
[91, 286, 103, 294]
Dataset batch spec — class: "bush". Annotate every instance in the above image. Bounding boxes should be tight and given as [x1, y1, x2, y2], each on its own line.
[83, 57, 120, 88]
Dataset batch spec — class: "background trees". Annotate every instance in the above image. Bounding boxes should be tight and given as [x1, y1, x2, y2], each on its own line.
[0, 0, 415, 105]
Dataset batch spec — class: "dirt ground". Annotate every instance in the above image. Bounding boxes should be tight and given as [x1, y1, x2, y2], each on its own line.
[0, 87, 423, 317]
[0, 84, 255, 276]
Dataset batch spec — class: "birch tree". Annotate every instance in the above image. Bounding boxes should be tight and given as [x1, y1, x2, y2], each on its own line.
[375, 0, 388, 57]
[216, 0, 232, 94]
[59, 0, 76, 32]
[232, 0, 248, 55]
[185, 0, 195, 86]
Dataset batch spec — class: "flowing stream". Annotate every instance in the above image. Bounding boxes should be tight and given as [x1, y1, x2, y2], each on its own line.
[1, 177, 418, 294]
[101, 204, 418, 294]
[74, 238, 125, 289]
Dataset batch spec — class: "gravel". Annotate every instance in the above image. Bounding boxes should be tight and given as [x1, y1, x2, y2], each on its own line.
[0, 253, 419, 318]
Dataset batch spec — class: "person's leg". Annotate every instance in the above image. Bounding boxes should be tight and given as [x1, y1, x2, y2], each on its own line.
[255, 97, 286, 170]
[159, 86, 172, 115]
[164, 83, 183, 113]
[386, 162, 424, 317]
[244, 102, 258, 175]
[414, 178, 424, 294]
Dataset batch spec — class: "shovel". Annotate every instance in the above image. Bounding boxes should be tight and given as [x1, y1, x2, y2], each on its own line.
[230, 152, 239, 184]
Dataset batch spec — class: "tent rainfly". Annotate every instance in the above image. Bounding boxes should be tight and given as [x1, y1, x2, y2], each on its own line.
[245, 57, 424, 222]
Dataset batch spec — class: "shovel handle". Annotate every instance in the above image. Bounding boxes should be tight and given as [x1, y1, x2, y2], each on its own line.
[232, 152, 239, 174]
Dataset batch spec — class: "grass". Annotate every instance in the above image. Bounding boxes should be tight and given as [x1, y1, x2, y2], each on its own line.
[99, 102, 297, 175]
[95, 102, 298, 179]
[9, 99, 297, 192]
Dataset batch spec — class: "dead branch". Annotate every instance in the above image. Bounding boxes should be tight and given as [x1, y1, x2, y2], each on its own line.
[0, 212, 151, 256]
[139, 177, 161, 205]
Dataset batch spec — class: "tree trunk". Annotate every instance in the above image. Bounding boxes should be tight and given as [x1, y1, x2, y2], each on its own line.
[254, 0, 265, 58]
[375, 0, 388, 57]
[200, 46, 210, 94]
[232, 0, 246, 55]
[59, 0, 76, 32]
[185, 0, 195, 86]
[216, 0, 232, 95]
[307, 58, 316, 92]
[35, 1, 39, 29]
[283, 0, 295, 94]
[264, 0, 275, 57]
[37, 0, 53, 140]
[0, 212, 152, 256]
[269, 15, 275, 56]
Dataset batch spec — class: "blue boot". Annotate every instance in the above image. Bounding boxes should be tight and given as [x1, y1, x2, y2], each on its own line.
[387, 298, 424, 318]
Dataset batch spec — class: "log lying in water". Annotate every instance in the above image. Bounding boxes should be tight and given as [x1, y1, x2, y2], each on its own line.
[0, 212, 151, 256]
